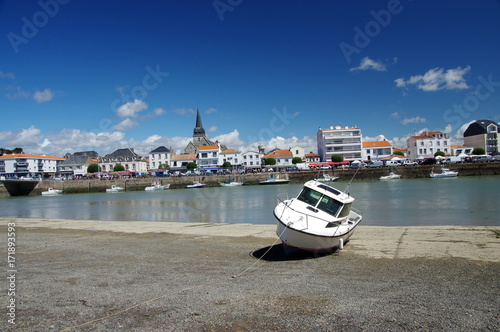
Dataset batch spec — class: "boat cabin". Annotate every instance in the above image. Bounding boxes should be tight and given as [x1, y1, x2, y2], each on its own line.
[295, 181, 354, 219]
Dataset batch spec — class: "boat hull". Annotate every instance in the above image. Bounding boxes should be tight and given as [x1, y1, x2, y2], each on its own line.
[3, 179, 39, 196]
[274, 211, 360, 253]
[259, 180, 289, 185]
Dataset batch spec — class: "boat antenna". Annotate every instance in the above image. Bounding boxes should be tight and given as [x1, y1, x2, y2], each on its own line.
[344, 166, 359, 195]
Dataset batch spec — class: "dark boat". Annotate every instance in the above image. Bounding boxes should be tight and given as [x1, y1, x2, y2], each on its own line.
[3, 179, 40, 196]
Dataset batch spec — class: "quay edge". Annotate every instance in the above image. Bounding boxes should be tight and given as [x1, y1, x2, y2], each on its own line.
[0, 162, 499, 197]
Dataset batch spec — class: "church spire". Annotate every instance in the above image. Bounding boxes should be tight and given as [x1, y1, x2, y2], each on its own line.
[193, 108, 205, 137]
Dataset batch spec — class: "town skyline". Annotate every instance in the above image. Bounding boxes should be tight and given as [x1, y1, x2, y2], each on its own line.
[1, 1, 499, 157]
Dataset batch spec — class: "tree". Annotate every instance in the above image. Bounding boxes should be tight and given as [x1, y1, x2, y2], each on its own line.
[87, 163, 100, 173]
[12, 147, 23, 154]
[186, 162, 197, 169]
[222, 161, 232, 168]
[472, 147, 485, 155]
[292, 157, 302, 164]
[394, 151, 404, 156]
[331, 154, 344, 162]
[265, 158, 276, 166]
[434, 151, 445, 157]
[159, 164, 170, 170]
[113, 164, 125, 172]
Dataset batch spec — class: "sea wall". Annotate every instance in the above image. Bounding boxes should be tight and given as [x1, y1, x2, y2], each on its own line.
[1, 162, 499, 196]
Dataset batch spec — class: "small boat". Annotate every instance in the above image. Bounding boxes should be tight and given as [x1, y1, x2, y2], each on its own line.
[145, 182, 170, 191]
[259, 174, 289, 185]
[274, 180, 362, 253]
[41, 188, 63, 196]
[186, 182, 206, 189]
[106, 185, 124, 193]
[316, 173, 339, 182]
[430, 168, 458, 178]
[379, 172, 401, 180]
[220, 179, 243, 187]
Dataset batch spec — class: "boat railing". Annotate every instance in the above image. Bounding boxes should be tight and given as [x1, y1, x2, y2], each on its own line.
[276, 194, 342, 231]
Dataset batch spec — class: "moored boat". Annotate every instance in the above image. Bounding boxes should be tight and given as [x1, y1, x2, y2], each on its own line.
[274, 179, 362, 253]
[41, 188, 63, 196]
[106, 185, 124, 192]
[220, 179, 243, 187]
[186, 182, 206, 189]
[430, 167, 458, 178]
[259, 174, 289, 185]
[145, 182, 169, 191]
[379, 172, 401, 180]
[316, 173, 339, 182]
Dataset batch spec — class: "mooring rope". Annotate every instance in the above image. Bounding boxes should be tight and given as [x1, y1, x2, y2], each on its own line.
[59, 228, 287, 332]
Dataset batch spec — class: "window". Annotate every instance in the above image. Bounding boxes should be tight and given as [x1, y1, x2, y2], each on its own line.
[297, 187, 321, 206]
[201, 153, 207, 158]
[317, 195, 343, 217]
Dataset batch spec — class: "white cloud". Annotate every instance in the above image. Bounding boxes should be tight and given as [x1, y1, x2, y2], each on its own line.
[207, 126, 218, 133]
[206, 107, 218, 114]
[395, 66, 471, 92]
[401, 116, 426, 125]
[0, 72, 15, 79]
[116, 99, 148, 117]
[153, 107, 166, 116]
[10, 126, 43, 145]
[391, 112, 401, 119]
[350, 57, 387, 72]
[33, 88, 54, 103]
[171, 108, 195, 116]
[113, 118, 138, 131]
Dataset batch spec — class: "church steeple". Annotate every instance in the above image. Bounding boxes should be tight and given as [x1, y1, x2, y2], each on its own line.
[193, 108, 205, 137]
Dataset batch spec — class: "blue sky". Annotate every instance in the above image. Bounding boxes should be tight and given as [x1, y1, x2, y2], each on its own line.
[1, 0, 499, 157]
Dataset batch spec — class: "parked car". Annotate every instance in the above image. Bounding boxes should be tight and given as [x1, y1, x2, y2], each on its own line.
[442, 156, 462, 164]
[420, 158, 436, 165]
[366, 161, 383, 168]
[472, 155, 493, 162]
[402, 159, 418, 166]
[384, 160, 401, 167]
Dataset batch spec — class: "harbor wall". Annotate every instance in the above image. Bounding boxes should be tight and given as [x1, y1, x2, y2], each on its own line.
[1, 162, 499, 196]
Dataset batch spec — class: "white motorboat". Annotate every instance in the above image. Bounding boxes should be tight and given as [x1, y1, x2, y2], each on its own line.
[316, 173, 339, 182]
[379, 172, 401, 180]
[274, 180, 362, 253]
[41, 188, 63, 196]
[145, 182, 170, 191]
[220, 179, 243, 187]
[106, 185, 124, 193]
[430, 168, 458, 178]
[186, 182, 206, 189]
[259, 174, 289, 185]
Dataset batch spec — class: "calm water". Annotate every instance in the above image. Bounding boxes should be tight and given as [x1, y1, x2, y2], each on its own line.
[0, 176, 498, 226]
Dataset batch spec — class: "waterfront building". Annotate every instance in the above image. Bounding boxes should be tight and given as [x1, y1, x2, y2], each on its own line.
[148, 146, 172, 170]
[0, 153, 65, 178]
[451, 146, 474, 156]
[198, 144, 221, 171]
[241, 151, 263, 170]
[406, 131, 451, 159]
[304, 152, 320, 163]
[99, 148, 148, 174]
[263, 149, 294, 168]
[170, 154, 197, 171]
[463, 119, 499, 155]
[317, 125, 363, 162]
[290, 146, 305, 161]
[184, 108, 223, 154]
[362, 140, 393, 161]
[219, 148, 241, 167]
[58, 154, 93, 178]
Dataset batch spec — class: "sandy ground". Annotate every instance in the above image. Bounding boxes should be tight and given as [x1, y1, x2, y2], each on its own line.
[1, 218, 499, 331]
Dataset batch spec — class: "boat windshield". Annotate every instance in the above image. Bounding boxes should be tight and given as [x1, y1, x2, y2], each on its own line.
[337, 203, 352, 218]
[297, 186, 344, 217]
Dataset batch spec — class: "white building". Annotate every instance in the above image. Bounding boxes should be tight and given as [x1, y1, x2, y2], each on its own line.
[317, 125, 363, 162]
[290, 146, 305, 161]
[241, 151, 263, 170]
[170, 154, 197, 171]
[0, 153, 65, 178]
[263, 149, 294, 168]
[406, 131, 451, 159]
[148, 146, 171, 170]
[219, 149, 241, 167]
[463, 119, 499, 155]
[362, 140, 393, 161]
[99, 148, 148, 174]
[198, 144, 220, 171]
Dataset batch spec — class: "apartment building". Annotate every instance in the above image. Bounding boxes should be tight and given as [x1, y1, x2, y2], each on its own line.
[406, 131, 451, 159]
[0, 153, 65, 178]
[317, 125, 362, 162]
[362, 140, 393, 161]
[463, 119, 499, 154]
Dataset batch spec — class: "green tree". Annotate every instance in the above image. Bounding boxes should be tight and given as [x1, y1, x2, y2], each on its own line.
[331, 154, 344, 162]
[186, 162, 197, 169]
[265, 158, 276, 166]
[222, 161, 232, 168]
[159, 164, 170, 170]
[292, 157, 302, 164]
[113, 164, 125, 172]
[434, 151, 445, 157]
[394, 151, 404, 156]
[472, 147, 485, 155]
[12, 147, 23, 154]
[87, 163, 100, 173]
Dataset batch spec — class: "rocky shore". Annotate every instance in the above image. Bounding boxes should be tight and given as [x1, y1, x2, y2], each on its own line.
[2, 218, 499, 331]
